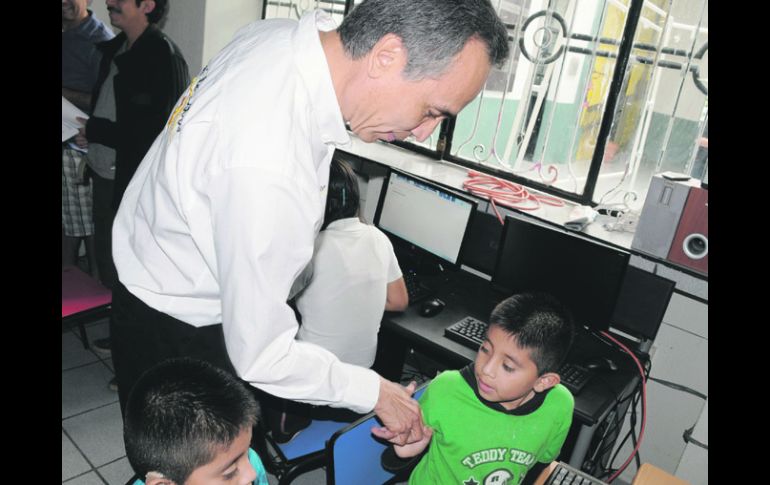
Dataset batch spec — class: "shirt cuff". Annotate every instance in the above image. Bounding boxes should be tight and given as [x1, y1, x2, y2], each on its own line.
[335, 362, 380, 414]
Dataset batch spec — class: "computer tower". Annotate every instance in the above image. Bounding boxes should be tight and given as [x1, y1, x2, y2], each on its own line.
[667, 186, 708, 275]
[631, 174, 700, 259]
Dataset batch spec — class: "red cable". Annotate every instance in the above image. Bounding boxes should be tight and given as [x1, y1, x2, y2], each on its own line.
[599, 331, 647, 483]
[462, 170, 564, 224]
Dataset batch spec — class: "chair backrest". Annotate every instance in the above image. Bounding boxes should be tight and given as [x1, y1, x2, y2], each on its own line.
[326, 385, 427, 485]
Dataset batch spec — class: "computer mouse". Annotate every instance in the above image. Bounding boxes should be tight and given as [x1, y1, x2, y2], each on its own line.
[419, 298, 445, 318]
[584, 356, 618, 372]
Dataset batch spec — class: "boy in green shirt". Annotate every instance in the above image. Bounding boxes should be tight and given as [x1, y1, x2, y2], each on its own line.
[382, 292, 575, 484]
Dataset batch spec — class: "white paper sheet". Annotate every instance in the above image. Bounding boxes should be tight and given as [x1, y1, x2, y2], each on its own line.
[62, 96, 88, 142]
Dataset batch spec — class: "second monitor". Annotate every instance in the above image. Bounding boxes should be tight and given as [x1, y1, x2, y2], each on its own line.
[492, 215, 630, 333]
[374, 169, 477, 268]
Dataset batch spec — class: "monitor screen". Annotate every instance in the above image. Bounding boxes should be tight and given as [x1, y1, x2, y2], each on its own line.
[374, 170, 477, 267]
[610, 266, 675, 341]
[491, 215, 630, 332]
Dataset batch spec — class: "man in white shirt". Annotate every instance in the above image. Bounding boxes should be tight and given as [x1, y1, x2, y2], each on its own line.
[111, 0, 509, 445]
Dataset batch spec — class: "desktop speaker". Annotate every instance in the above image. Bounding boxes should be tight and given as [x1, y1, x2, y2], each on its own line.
[667, 186, 708, 275]
[631, 174, 700, 259]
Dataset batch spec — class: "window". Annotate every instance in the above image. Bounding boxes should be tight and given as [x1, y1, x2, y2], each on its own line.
[263, 0, 708, 207]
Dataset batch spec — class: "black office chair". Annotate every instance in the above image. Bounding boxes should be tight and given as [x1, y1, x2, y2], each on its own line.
[325, 385, 428, 485]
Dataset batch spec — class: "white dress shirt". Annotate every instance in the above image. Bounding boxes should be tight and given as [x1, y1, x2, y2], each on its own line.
[112, 11, 380, 413]
[296, 218, 403, 368]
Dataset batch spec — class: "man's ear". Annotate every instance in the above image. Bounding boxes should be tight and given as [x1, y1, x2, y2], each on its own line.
[366, 33, 407, 79]
[140, 0, 156, 15]
[534, 372, 560, 393]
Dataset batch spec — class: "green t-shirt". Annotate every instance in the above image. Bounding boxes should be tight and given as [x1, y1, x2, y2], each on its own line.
[409, 366, 574, 485]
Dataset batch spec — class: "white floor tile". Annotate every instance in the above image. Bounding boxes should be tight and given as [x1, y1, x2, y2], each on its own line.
[62, 361, 117, 419]
[63, 332, 99, 371]
[98, 457, 135, 485]
[63, 431, 91, 481]
[63, 471, 107, 485]
[63, 402, 126, 468]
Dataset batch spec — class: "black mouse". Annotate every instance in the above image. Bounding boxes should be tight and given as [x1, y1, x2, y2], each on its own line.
[584, 356, 618, 371]
[419, 298, 445, 318]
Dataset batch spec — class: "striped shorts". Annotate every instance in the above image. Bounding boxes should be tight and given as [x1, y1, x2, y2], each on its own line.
[62, 147, 94, 237]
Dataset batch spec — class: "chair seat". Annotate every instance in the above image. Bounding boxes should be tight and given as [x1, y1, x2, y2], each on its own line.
[62, 265, 112, 349]
[277, 418, 351, 461]
[62, 265, 111, 317]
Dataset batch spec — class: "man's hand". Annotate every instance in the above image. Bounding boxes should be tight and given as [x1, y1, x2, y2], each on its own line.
[75, 117, 88, 149]
[370, 378, 424, 445]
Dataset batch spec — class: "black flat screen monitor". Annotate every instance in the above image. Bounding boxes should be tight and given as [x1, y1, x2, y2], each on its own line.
[610, 266, 675, 341]
[491, 215, 630, 332]
[374, 170, 477, 268]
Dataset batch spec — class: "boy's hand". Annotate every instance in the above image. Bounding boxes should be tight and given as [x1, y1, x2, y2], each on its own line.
[372, 379, 424, 445]
[393, 425, 433, 458]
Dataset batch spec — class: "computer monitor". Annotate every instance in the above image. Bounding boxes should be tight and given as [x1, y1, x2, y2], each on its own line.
[374, 169, 477, 268]
[491, 215, 630, 332]
[610, 266, 675, 342]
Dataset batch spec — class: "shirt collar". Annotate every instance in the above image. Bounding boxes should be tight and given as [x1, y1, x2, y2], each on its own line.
[325, 217, 363, 231]
[67, 10, 97, 36]
[292, 10, 350, 147]
[460, 363, 549, 416]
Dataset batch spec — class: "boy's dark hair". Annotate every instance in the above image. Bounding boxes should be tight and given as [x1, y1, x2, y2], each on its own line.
[489, 292, 575, 375]
[323, 158, 361, 230]
[123, 357, 259, 484]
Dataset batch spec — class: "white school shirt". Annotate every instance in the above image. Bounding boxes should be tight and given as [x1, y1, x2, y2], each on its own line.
[296, 218, 403, 368]
[112, 10, 380, 413]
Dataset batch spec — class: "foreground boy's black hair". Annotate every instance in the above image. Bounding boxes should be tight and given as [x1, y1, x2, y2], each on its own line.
[124, 357, 259, 484]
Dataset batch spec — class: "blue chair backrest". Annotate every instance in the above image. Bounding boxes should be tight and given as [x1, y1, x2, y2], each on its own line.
[326, 385, 427, 485]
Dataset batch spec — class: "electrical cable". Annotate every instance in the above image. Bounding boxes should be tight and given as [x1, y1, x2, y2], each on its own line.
[599, 382, 642, 480]
[599, 330, 647, 483]
[648, 377, 707, 401]
[597, 379, 643, 480]
[462, 170, 565, 224]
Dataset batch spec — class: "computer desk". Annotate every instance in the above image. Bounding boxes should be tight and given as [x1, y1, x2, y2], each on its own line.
[374, 268, 645, 470]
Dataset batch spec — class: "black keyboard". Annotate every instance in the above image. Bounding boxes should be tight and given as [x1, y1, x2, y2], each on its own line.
[444, 316, 487, 350]
[544, 462, 608, 485]
[404, 270, 432, 304]
[558, 362, 594, 396]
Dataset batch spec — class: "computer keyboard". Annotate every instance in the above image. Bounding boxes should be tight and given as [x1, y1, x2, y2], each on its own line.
[404, 270, 432, 304]
[444, 316, 487, 350]
[544, 461, 608, 485]
[557, 362, 594, 396]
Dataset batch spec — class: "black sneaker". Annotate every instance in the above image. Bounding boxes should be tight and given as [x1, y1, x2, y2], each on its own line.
[108, 377, 118, 392]
[92, 338, 112, 357]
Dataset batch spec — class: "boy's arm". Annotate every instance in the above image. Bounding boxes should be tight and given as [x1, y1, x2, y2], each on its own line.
[393, 425, 433, 457]
[385, 277, 408, 311]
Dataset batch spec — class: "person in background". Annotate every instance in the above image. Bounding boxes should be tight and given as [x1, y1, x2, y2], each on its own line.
[74, 0, 190, 380]
[62, 0, 114, 276]
[264, 158, 408, 442]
